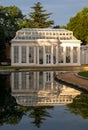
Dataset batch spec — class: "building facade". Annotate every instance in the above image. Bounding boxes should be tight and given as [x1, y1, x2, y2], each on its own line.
[81, 45, 88, 65]
[11, 28, 81, 66]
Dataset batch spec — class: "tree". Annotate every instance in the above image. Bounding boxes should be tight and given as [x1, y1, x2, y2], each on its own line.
[66, 7, 88, 45]
[19, 16, 34, 28]
[67, 93, 88, 119]
[28, 2, 54, 28]
[53, 25, 60, 28]
[0, 5, 23, 42]
[0, 6, 6, 61]
[0, 25, 6, 61]
[0, 5, 23, 61]
[29, 106, 52, 128]
[3, 6, 23, 41]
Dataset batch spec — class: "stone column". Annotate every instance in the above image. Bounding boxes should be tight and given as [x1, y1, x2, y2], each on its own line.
[51, 72, 53, 89]
[78, 46, 81, 65]
[34, 72, 36, 89]
[19, 72, 22, 90]
[51, 45, 53, 65]
[34, 46, 36, 64]
[43, 72, 46, 90]
[71, 46, 73, 64]
[37, 46, 39, 65]
[56, 45, 58, 65]
[26, 46, 29, 64]
[81, 48, 84, 64]
[63, 46, 66, 64]
[37, 72, 39, 89]
[43, 46, 46, 65]
[19, 46, 21, 64]
[26, 72, 29, 89]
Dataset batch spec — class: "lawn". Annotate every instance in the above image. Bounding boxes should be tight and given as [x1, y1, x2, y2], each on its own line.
[78, 71, 88, 78]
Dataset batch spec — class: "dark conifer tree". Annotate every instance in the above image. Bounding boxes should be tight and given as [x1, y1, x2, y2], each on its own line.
[29, 2, 54, 28]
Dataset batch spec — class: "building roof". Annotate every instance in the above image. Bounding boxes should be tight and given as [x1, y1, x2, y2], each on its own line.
[12, 28, 77, 41]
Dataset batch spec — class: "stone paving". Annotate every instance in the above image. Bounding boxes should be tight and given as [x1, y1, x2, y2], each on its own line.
[56, 72, 88, 92]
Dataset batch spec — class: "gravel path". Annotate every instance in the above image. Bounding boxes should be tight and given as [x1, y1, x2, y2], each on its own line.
[57, 72, 88, 91]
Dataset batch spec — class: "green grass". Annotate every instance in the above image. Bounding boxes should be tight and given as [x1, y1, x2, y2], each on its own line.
[78, 71, 88, 78]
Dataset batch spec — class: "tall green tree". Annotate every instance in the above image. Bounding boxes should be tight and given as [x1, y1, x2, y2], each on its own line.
[29, 106, 52, 128]
[0, 5, 23, 61]
[0, 6, 6, 61]
[0, 5, 23, 41]
[0, 25, 6, 61]
[2, 6, 23, 41]
[28, 2, 54, 28]
[66, 7, 88, 45]
[19, 16, 33, 28]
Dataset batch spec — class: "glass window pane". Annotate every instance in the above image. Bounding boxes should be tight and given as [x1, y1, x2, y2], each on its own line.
[45, 46, 51, 53]
[21, 46, 26, 63]
[39, 46, 43, 64]
[29, 46, 34, 63]
[53, 46, 56, 64]
[66, 47, 71, 63]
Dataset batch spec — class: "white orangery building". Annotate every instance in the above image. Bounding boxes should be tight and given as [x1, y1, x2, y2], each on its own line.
[11, 28, 81, 66]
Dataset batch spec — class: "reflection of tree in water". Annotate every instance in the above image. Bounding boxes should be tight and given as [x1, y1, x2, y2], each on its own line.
[0, 75, 53, 127]
[29, 106, 53, 128]
[0, 75, 24, 126]
[67, 93, 88, 119]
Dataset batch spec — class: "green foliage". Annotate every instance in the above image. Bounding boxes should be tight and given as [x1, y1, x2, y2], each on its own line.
[19, 17, 34, 28]
[28, 2, 54, 28]
[19, 2, 54, 28]
[0, 75, 53, 127]
[67, 93, 88, 119]
[0, 25, 6, 61]
[53, 25, 60, 28]
[29, 106, 53, 128]
[0, 3, 54, 41]
[0, 5, 23, 41]
[66, 7, 88, 45]
[0, 5, 24, 61]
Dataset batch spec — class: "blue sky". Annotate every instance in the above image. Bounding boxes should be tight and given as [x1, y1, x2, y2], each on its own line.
[0, 0, 88, 26]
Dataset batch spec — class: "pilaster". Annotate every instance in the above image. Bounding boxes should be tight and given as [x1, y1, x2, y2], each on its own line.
[56, 46, 58, 65]
[26, 46, 29, 64]
[19, 46, 21, 64]
[51, 45, 53, 65]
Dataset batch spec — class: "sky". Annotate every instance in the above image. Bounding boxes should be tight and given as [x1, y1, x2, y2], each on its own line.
[0, 0, 88, 26]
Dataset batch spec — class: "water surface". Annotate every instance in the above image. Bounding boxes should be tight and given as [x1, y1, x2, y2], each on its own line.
[0, 71, 88, 130]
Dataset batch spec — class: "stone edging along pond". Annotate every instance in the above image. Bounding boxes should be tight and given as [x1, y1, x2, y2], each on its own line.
[75, 72, 88, 80]
[55, 72, 88, 93]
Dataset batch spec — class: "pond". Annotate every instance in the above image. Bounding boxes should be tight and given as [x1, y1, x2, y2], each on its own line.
[0, 71, 88, 130]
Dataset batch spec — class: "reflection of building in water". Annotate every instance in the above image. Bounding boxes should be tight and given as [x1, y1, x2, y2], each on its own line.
[11, 71, 81, 106]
